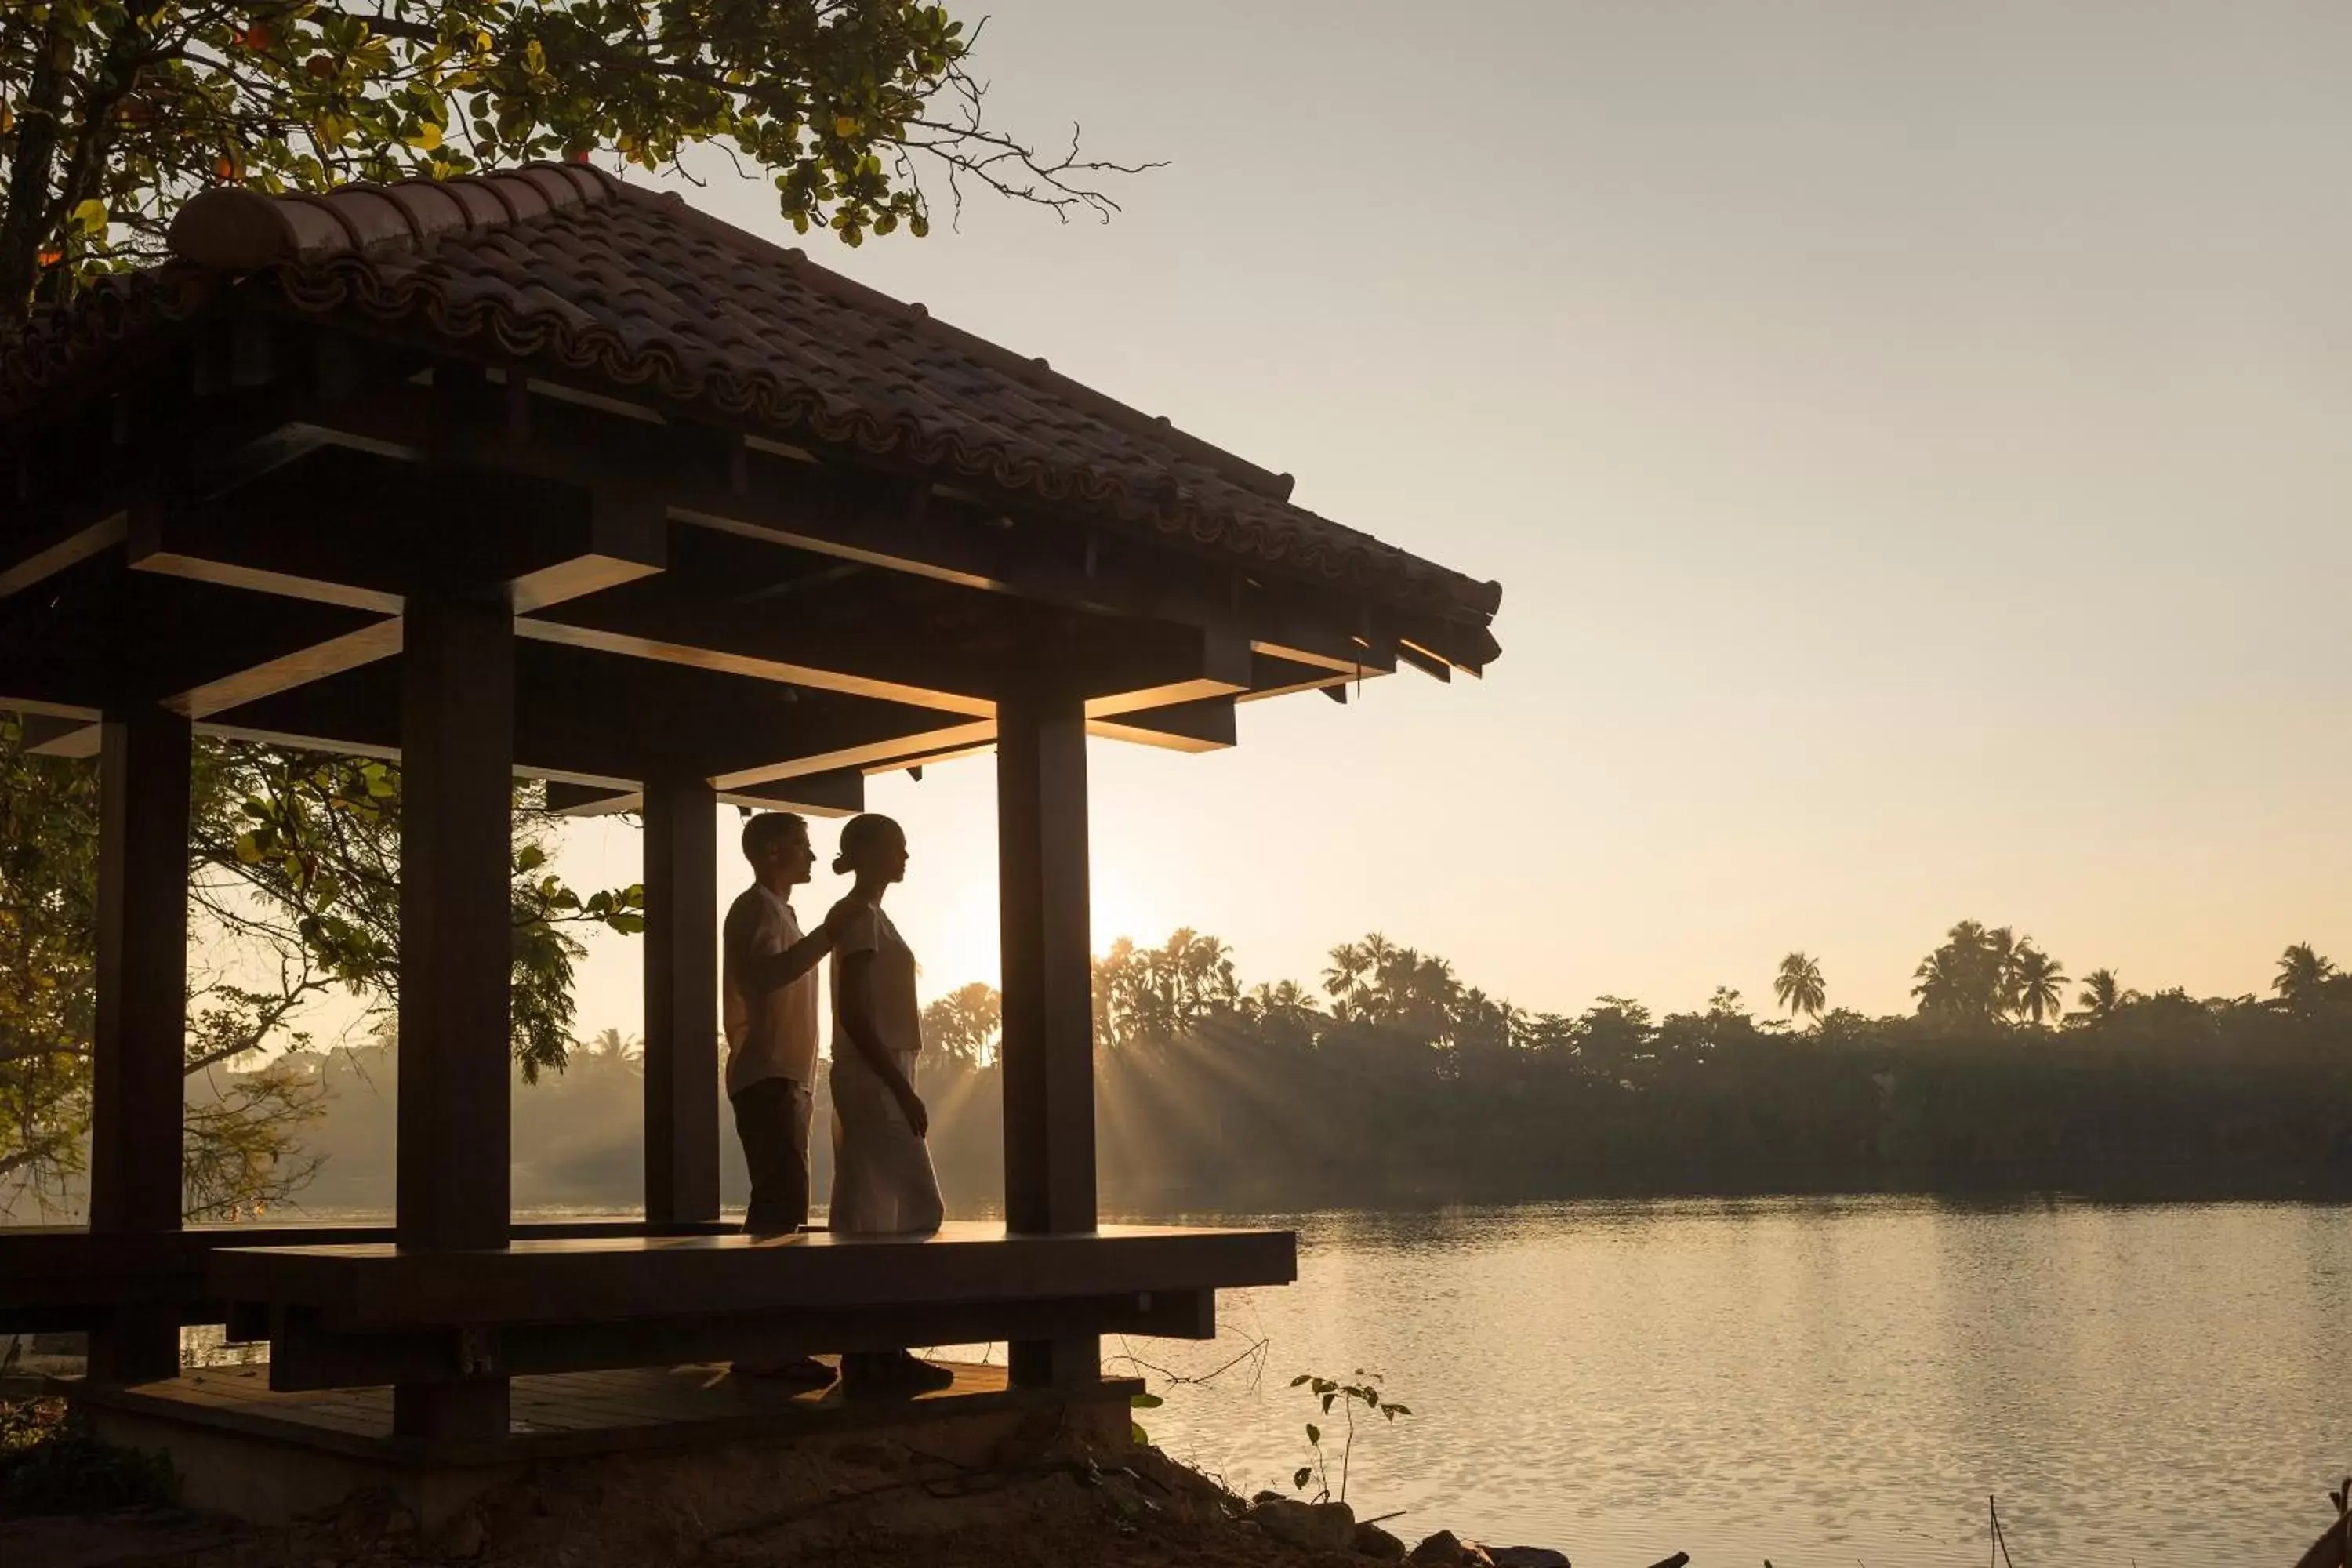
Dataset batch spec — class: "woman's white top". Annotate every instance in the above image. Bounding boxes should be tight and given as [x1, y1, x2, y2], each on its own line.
[826, 895, 924, 1064]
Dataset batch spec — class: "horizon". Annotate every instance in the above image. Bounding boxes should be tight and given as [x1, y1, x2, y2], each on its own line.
[541, 0, 2352, 1035]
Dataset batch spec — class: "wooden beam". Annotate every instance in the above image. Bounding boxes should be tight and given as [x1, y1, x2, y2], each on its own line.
[710, 719, 999, 791]
[0, 511, 128, 601]
[513, 615, 993, 719]
[1084, 695, 1237, 753]
[165, 618, 405, 720]
[995, 648, 1101, 1389]
[393, 584, 515, 1443]
[85, 703, 193, 1383]
[284, 384, 1417, 675]
[261, 1292, 1216, 1392]
[642, 776, 721, 1227]
[717, 769, 866, 816]
[1394, 639, 1453, 683]
[124, 470, 668, 719]
[206, 1223, 1295, 1327]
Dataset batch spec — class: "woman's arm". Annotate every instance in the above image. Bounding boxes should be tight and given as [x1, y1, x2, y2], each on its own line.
[837, 952, 927, 1137]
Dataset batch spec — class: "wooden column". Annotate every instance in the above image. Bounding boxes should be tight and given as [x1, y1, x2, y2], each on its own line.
[642, 775, 720, 1226]
[86, 703, 191, 1383]
[996, 666, 1101, 1388]
[394, 585, 515, 1442]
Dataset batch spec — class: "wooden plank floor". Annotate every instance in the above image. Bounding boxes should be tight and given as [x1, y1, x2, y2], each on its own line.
[77, 1358, 1132, 1467]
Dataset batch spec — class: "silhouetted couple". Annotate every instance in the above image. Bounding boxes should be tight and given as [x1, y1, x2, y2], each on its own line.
[720, 810, 950, 1396]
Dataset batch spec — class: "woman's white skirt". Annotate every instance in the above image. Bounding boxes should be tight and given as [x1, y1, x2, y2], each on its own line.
[826, 1047, 945, 1235]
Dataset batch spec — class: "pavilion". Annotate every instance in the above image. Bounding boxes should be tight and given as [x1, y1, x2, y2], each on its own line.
[0, 163, 1501, 1494]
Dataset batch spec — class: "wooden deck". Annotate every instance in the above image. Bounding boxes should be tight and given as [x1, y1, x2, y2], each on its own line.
[0, 1218, 735, 1334]
[210, 1220, 1295, 1326]
[77, 1357, 1136, 1468]
[199, 1220, 1294, 1392]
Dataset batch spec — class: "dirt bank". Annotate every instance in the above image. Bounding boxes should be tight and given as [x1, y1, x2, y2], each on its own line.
[2, 1398, 1586, 1568]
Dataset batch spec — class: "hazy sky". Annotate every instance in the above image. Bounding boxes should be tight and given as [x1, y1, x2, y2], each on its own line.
[553, 1, 2352, 1033]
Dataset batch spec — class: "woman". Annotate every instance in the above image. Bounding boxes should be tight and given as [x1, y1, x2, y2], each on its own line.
[825, 813, 953, 1395]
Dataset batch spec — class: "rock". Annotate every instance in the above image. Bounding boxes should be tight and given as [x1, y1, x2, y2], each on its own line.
[437, 1512, 485, 1560]
[1247, 1497, 1358, 1552]
[1354, 1520, 1409, 1559]
[1251, 1489, 1287, 1505]
[1408, 1531, 1497, 1566]
[1487, 1549, 1570, 1568]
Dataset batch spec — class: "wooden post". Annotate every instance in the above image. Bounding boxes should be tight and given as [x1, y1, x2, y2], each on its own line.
[86, 703, 191, 1383]
[394, 585, 515, 1442]
[996, 663, 1100, 1388]
[642, 775, 720, 1226]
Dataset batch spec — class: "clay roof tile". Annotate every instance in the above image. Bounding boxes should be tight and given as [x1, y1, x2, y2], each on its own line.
[6, 163, 1501, 649]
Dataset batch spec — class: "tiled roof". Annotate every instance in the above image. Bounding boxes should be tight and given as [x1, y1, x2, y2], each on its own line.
[0, 165, 1499, 654]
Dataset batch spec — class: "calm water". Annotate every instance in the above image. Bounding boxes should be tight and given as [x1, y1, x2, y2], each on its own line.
[1118, 1198, 2352, 1568]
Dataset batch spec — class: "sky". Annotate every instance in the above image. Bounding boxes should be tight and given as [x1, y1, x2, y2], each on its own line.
[551, 0, 2352, 1033]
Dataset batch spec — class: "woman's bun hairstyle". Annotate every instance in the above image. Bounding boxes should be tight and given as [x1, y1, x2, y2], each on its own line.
[834, 813, 902, 877]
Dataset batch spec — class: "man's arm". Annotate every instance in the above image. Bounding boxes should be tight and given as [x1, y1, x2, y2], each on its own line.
[738, 926, 834, 995]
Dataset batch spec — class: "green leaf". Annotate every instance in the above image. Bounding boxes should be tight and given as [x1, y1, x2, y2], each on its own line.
[71, 198, 108, 234]
[1128, 1392, 1163, 1410]
[1293, 1467, 1312, 1492]
[1305, 1422, 1319, 1445]
[1130, 1421, 1149, 1446]
[1289, 1374, 1312, 1387]
[1320, 1392, 1335, 1414]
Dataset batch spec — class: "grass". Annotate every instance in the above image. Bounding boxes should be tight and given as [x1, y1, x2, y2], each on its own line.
[0, 1396, 178, 1515]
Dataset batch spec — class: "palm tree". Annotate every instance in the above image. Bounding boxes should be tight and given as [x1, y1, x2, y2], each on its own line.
[581, 1026, 638, 1059]
[1773, 953, 1827, 1021]
[1913, 921, 2006, 1023]
[2074, 969, 2123, 1023]
[1321, 940, 1372, 1019]
[2274, 943, 2338, 1016]
[2007, 942, 2068, 1027]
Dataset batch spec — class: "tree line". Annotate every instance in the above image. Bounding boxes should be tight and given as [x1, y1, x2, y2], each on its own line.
[7, 717, 2349, 1216]
[1058, 922, 2352, 1204]
[159, 920, 2352, 1219]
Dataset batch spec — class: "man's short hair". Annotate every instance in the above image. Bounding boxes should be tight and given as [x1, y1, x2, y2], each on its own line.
[741, 811, 809, 862]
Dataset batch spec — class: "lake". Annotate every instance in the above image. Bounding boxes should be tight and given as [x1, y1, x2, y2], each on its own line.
[1116, 1198, 2352, 1568]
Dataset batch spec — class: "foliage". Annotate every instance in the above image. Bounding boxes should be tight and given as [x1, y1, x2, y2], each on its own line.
[0, 719, 643, 1216]
[203, 919, 2352, 1214]
[189, 742, 644, 1084]
[1095, 928, 1236, 1053]
[920, 980, 999, 1068]
[0, 1397, 178, 1515]
[1773, 951, 1826, 1020]
[0, 0, 1145, 321]
[2073, 967, 2129, 1024]
[1911, 921, 2067, 1029]
[2274, 943, 2339, 1018]
[0, 717, 100, 1201]
[1288, 1370, 1410, 1506]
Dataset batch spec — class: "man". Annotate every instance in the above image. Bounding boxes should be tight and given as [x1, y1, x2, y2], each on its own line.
[721, 811, 840, 1385]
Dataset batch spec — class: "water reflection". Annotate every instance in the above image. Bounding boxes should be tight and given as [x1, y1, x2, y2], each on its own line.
[1122, 1197, 2352, 1567]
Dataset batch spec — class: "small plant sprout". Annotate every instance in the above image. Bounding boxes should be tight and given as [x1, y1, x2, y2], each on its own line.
[1288, 1369, 1412, 1505]
[1128, 1388, 1163, 1446]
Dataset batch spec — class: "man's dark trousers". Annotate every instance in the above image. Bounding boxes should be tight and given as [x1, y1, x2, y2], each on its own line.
[731, 1076, 810, 1237]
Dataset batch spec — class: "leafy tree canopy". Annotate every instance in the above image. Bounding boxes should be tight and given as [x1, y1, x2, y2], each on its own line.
[1, 0, 1140, 320]
[0, 717, 642, 1217]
